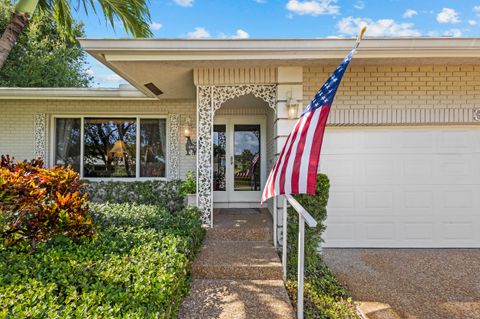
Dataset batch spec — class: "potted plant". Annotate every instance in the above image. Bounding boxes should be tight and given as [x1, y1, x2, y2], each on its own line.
[180, 171, 197, 207]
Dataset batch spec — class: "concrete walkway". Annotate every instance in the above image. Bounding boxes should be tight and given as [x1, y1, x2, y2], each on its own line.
[179, 208, 294, 319]
[323, 249, 480, 319]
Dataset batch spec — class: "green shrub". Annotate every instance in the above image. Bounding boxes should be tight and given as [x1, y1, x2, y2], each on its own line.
[0, 155, 94, 250]
[286, 174, 359, 318]
[0, 203, 205, 319]
[82, 180, 185, 212]
[179, 171, 196, 196]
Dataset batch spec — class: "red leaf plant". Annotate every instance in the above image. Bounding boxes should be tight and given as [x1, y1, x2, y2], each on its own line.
[0, 155, 94, 249]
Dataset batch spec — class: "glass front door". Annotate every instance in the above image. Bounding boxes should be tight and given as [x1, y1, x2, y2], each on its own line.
[213, 117, 266, 205]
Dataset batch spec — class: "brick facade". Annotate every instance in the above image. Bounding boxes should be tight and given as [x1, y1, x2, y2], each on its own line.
[0, 99, 196, 179]
[304, 65, 480, 110]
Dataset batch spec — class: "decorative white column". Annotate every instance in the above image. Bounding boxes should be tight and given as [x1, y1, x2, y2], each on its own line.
[168, 113, 180, 180]
[34, 113, 47, 161]
[197, 86, 214, 225]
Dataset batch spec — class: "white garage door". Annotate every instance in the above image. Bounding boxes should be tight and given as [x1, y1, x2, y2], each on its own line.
[321, 127, 480, 248]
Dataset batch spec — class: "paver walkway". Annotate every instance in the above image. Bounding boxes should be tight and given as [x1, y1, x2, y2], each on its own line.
[179, 208, 294, 319]
[323, 248, 480, 319]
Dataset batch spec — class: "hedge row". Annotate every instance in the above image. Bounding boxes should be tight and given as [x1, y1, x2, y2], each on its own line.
[0, 203, 205, 318]
[82, 180, 185, 213]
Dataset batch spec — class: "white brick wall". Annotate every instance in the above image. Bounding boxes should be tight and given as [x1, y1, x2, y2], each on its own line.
[0, 99, 196, 179]
[303, 64, 480, 110]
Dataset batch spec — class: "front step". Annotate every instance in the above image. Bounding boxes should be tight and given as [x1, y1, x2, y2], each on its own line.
[206, 226, 272, 241]
[178, 279, 294, 319]
[192, 240, 283, 280]
[207, 209, 273, 241]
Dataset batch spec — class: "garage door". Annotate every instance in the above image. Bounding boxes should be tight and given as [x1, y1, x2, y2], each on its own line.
[321, 127, 480, 248]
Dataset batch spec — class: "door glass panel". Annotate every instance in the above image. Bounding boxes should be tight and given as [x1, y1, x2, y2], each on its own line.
[83, 118, 136, 178]
[213, 125, 226, 191]
[234, 124, 260, 191]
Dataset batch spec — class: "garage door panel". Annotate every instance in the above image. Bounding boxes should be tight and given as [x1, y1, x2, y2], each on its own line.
[322, 127, 480, 248]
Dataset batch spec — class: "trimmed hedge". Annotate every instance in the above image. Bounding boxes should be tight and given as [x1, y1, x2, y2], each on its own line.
[286, 174, 359, 318]
[82, 180, 185, 213]
[0, 203, 205, 318]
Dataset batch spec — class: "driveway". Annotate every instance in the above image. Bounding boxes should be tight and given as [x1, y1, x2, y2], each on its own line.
[322, 249, 480, 319]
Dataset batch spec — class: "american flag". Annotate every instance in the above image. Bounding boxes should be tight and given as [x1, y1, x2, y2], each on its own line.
[261, 37, 363, 203]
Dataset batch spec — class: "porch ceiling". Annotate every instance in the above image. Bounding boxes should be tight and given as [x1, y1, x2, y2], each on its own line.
[79, 38, 480, 99]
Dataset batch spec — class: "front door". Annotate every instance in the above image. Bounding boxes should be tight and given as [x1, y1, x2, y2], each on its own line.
[213, 116, 266, 206]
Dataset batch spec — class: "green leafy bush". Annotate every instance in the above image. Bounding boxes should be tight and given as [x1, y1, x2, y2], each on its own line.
[0, 203, 205, 318]
[82, 180, 185, 212]
[0, 155, 94, 249]
[286, 174, 359, 318]
[179, 171, 196, 196]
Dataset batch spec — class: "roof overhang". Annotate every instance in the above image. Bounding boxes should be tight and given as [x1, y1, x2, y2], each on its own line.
[78, 38, 480, 99]
[0, 86, 153, 100]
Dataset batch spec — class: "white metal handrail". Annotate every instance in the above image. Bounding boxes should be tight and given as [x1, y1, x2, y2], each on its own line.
[282, 194, 317, 319]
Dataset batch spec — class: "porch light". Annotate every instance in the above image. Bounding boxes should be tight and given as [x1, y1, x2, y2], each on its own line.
[286, 97, 299, 119]
[184, 116, 192, 137]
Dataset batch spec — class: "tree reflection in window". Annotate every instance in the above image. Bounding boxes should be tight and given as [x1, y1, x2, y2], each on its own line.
[84, 118, 136, 177]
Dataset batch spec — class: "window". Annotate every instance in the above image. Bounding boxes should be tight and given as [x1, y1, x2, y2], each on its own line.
[55, 118, 81, 172]
[54, 117, 167, 178]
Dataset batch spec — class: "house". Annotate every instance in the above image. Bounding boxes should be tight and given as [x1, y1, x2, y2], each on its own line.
[1, 37, 479, 248]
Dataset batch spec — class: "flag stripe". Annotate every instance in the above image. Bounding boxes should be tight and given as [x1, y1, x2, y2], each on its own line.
[306, 105, 331, 194]
[291, 112, 315, 194]
[298, 107, 322, 193]
[283, 113, 312, 194]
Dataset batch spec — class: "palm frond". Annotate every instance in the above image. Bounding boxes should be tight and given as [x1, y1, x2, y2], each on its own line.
[36, 0, 152, 38]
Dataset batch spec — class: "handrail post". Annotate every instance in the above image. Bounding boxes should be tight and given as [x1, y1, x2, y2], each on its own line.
[297, 215, 305, 319]
[282, 195, 287, 281]
[273, 197, 277, 248]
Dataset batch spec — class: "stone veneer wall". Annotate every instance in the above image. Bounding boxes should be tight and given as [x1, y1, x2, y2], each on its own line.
[0, 99, 196, 179]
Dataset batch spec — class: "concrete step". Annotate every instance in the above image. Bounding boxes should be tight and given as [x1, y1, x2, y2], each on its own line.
[206, 226, 272, 242]
[208, 208, 273, 241]
[192, 240, 283, 280]
[178, 279, 294, 319]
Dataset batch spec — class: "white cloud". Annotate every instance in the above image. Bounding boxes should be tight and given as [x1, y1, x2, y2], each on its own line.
[187, 27, 210, 39]
[468, 19, 477, 26]
[149, 22, 162, 30]
[85, 69, 94, 77]
[337, 16, 420, 37]
[255, 0, 266, 3]
[353, 1, 364, 10]
[443, 28, 462, 37]
[436, 8, 460, 24]
[474, 6, 480, 15]
[231, 29, 250, 39]
[174, 0, 193, 7]
[403, 9, 417, 18]
[286, 0, 339, 16]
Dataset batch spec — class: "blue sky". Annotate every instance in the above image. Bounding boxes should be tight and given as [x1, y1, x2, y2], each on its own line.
[78, 0, 480, 87]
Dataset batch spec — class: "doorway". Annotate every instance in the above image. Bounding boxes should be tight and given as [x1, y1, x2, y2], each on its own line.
[213, 116, 266, 207]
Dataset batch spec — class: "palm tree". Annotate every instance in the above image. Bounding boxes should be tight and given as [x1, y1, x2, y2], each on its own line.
[0, 0, 152, 69]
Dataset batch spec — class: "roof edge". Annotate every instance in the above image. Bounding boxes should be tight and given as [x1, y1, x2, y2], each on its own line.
[0, 87, 154, 100]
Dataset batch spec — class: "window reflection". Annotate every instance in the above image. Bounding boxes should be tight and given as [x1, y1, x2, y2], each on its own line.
[83, 118, 136, 178]
[213, 125, 226, 191]
[55, 118, 81, 172]
[234, 125, 261, 191]
[140, 119, 166, 177]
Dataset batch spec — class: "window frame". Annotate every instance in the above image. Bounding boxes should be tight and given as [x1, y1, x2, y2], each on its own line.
[50, 114, 169, 181]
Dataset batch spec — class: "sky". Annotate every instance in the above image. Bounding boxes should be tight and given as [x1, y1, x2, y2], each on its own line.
[76, 0, 480, 87]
